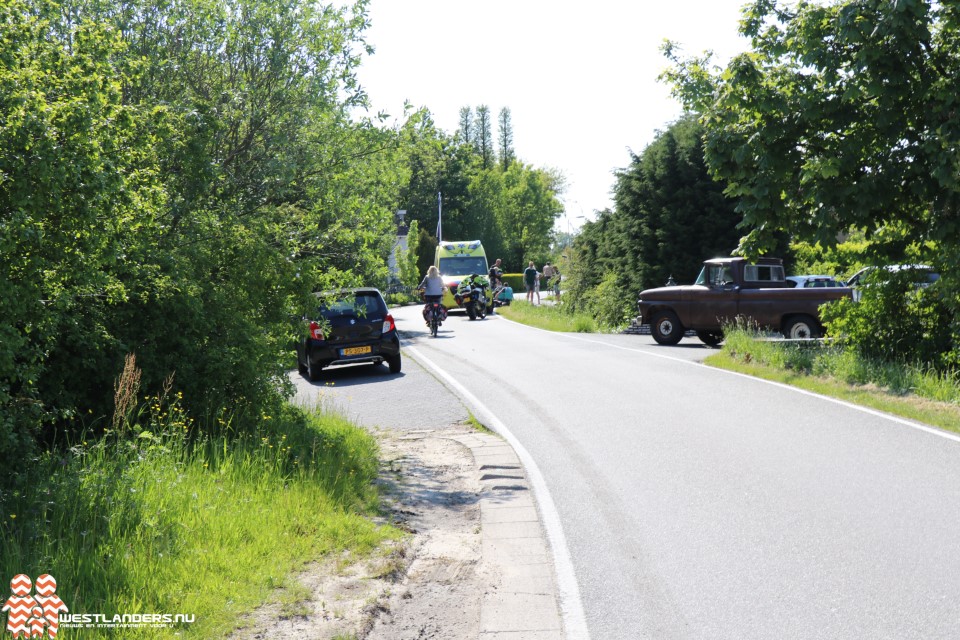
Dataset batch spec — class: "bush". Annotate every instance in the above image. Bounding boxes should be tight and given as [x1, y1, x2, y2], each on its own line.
[501, 273, 526, 291]
[821, 271, 954, 369]
[584, 272, 633, 330]
[385, 290, 417, 306]
[573, 316, 596, 333]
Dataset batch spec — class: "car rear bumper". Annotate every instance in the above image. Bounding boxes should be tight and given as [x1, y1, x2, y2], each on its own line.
[305, 332, 400, 368]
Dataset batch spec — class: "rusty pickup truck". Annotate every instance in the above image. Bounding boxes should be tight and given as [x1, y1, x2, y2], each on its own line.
[637, 257, 851, 345]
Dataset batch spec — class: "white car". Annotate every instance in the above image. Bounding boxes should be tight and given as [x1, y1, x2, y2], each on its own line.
[846, 265, 939, 287]
[786, 275, 846, 288]
[845, 265, 939, 302]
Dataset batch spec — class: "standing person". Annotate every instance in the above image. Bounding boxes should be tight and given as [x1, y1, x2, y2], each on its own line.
[488, 258, 504, 313]
[488, 258, 503, 287]
[542, 263, 554, 298]
[552, 267, 561, 300]
[523, 261, 539, 304]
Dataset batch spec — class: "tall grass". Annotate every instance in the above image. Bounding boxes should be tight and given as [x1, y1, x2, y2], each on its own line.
[0, 386, 398, 638]
[713, 324, 960, 432]
[497, 300, 598, 332]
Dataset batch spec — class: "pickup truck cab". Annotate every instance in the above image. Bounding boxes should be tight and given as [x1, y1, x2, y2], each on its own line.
[637, 257, 851, 345]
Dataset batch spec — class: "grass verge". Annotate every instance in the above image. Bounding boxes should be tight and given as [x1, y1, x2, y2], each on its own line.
[707, 328, 960, 434]
[496, 300, 596, 332]
[0, 400, 400, 638]
[464, 412, 496, 436]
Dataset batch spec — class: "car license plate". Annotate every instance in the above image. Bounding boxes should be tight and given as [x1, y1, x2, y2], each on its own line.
[341, 345, 371, 357]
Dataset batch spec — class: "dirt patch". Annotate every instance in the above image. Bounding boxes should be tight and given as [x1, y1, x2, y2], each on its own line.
[232, 425, 485, 639]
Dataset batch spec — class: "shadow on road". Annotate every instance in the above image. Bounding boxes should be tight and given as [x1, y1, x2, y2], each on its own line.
[654, 343, 722, 350]
[298, 363, 406, 388]
[398, 328, 456, 341]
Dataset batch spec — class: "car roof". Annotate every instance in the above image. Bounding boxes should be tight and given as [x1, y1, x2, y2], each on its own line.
[313, 287, 384, 297]
[885, 264, 934, 272]
[705, 257, 783, 265]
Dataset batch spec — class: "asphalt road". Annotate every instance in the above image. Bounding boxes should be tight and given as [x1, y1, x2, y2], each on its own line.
[293, 304, 960, 639]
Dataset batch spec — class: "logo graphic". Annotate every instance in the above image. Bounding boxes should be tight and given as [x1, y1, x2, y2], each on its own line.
[2, 575, 68, 639]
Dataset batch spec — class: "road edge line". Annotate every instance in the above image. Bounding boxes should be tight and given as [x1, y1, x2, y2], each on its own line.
[404, 343, 591, 640]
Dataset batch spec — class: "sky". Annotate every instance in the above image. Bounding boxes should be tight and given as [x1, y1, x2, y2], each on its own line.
[352, 1, 752, 230]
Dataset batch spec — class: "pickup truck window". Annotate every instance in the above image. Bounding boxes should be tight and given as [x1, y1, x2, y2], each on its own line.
[695, 265, 735, 286]
[744, 264, 785, 282]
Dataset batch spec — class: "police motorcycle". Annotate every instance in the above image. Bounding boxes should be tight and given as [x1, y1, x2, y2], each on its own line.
[455, 274, 490, 321]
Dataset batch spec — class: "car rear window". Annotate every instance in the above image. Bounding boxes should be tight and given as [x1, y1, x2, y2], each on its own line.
[318, 293, 384, 319]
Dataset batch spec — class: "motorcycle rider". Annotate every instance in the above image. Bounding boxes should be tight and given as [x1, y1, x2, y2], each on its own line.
[418, 265, 447, 327]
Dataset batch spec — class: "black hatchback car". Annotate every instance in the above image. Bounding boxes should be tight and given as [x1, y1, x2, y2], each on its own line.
[296, 288, 401, 381]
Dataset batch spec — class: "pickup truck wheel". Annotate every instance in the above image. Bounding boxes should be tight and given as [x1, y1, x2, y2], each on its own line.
[651, 310, 684, 345]
[696, 330, 724, 346]
[783, 315, 820, 340]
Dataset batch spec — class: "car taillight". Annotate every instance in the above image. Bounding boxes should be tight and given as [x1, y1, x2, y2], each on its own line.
[309, 321, 323, 340]
[382, 314, 396, 333]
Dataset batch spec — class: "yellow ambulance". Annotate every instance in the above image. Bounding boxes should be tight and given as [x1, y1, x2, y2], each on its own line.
[434, 240, 489, 309]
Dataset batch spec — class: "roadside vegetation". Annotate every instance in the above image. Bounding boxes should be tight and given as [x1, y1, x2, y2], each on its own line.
[497, 300, 597, 333]
[0, 358, 399, 638]
[708, 324, 960, 434]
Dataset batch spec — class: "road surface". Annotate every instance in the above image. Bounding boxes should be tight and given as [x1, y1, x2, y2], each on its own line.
[301, 303, 960, 639]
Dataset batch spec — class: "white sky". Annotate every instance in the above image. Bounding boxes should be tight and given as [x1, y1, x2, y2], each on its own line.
[353, 1, 752, 230]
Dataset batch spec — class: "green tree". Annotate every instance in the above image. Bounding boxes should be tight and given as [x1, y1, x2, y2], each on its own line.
[466, 168, 507, 261]
[566, 117, 742, 316]
[611, 116, 743, 291]
[664, 0, 960, 256]
[0, 0, 163, 474]
[102, 0, 399, 417]
[456, 106, 474, 146]
[497, 163, 564, 267]
[475, 105, 495, 169]
[498, 107, 515, 170]
[396, 109, 475, 250]
[396, 104, 563, 273]
[399, 220, 421, 286]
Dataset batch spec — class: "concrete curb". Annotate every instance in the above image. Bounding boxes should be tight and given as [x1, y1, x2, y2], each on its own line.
[446, 432, 565, 640]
